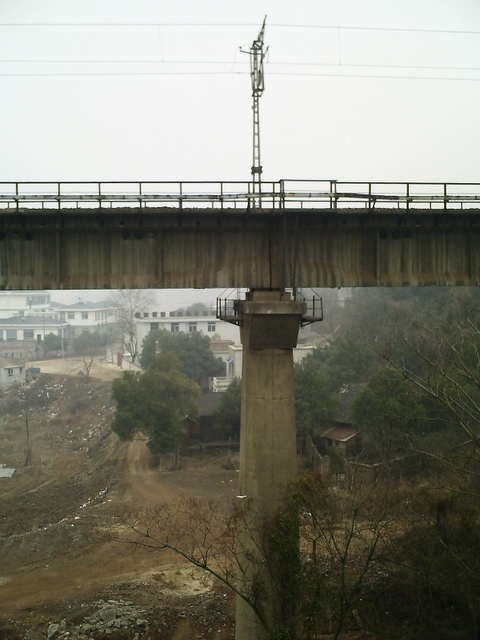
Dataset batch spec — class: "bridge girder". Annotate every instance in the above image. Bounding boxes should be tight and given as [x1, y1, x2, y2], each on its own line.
[0, 207, 479, 289]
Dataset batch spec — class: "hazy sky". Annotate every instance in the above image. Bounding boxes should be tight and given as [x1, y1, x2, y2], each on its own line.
[2, 0, 480, 184]
[2, 1, 480, 305]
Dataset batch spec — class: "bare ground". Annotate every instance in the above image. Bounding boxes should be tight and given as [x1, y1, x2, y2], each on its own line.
[0, 359, 238, 639]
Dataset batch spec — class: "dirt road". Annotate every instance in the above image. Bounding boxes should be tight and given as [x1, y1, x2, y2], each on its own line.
[0, 368, 238, 637]
[32, 356, 123, 381]
[0, 436, 238, 615]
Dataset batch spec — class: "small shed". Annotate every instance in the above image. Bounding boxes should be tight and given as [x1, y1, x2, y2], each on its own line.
[183, 392, 240, 446]
[317, 422, 362, 457]
[0, 356, 26, 391]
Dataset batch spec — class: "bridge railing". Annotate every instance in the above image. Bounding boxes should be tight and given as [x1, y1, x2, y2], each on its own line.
[1, 180, 480, 211]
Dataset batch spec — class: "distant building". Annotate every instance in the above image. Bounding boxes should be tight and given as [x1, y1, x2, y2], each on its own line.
[182, 391, 240, 447]
[134, 306, 240, 352]
[213, 343, 315, 391]
[52, 300, 117, 339]
[0, 292, 116, 346]
[0, 291, 52, 319]
[316, 422, 362, 457]
[0, 316, 69, 357]
[0, 356, 25, 391]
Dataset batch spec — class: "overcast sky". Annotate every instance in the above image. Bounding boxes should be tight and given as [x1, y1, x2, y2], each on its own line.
[2, 0, 480, 305]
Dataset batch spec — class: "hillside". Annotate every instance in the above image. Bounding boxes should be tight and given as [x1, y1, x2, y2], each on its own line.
[0, 363, 238, 640]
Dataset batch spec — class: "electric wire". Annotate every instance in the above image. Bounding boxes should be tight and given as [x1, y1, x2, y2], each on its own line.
[0, 23, 480, 35]
[2, 60, 480, 73]
[1, 23, 478, 80]
[1, 69, 480, 81]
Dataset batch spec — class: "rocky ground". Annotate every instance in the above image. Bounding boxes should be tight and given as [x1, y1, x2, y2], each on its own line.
[0, 359, 238, 640]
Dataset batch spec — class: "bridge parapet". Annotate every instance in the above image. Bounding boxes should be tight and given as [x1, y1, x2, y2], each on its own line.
[2, 180, 480, 212]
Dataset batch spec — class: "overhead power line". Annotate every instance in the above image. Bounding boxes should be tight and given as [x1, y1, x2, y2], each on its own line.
[2, 60, 480, 73]
[0, 23, 479, 36]
[1, 70, 480, 81]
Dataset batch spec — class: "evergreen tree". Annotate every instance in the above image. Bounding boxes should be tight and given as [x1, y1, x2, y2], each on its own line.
[140, 329, 224, 385]
[112, 352, 200, 454]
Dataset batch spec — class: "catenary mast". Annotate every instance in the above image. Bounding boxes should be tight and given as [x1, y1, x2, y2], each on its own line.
[245, 17, 267, 208]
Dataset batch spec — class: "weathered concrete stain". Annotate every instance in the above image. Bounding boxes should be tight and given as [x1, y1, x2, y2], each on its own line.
[0, 207, 478, 289]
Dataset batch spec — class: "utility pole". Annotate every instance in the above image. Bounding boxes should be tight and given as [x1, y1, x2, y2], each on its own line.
[242, 17, 268, 209]
[24, 410, 32, 467]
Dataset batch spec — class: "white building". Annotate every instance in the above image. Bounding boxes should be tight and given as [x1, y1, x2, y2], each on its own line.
[0, 316, 69, 342]
[134, 307, 240, 352]
[52, 300, 117, 339]
[211, 343, 316, 392]
[0, 291, 52, 319]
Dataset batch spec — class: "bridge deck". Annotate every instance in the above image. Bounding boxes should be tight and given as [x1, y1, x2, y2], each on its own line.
[1, 180, 480, 290]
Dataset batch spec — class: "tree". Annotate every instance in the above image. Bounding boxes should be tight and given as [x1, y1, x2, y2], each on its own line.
[351, 367, 429, 459]
[72, 331, 108, 380]
[72, 331, 107, 355]
[110, 470, 399, 640]
[140, 328, 224, 385]
[108, 289, 155, 363]
[294, 353, 338, 435]
[216, 377, 241, 436]
[111, 352, 201, 455]
[43, 332, 62, 352]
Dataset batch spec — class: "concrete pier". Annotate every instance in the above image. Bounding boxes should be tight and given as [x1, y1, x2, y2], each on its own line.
[235, 290, 305, 639]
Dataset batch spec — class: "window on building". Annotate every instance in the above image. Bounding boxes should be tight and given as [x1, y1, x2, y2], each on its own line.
[7, 368, 14, 376]
[188, 322, 197, 332]
[0, 330, 3, 341]
[6, 330, 17, 342]
[150, 322, 159, 331]
[67, 312, 75, 319]
[67, 328, 76, 337]
[26, 295, 46, 306]
[24, 330, 34, 340]
[81, 312, 88, 320]
[208, 322, 216, 332]
[170, 322, 180, 333]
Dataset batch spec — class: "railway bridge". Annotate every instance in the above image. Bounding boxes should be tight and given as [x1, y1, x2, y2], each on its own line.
[1, 179, 480, 290]
[4, 178, 480, 639]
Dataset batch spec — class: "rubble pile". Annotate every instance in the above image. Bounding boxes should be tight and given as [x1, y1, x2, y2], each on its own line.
[47, 599, 151, 640]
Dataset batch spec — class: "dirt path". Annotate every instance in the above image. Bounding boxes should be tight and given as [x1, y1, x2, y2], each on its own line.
[0, 440, 185, 614]
[121, 440, 182, 506]
[32, 357, 123, 381]
[0, 437, 238, 616]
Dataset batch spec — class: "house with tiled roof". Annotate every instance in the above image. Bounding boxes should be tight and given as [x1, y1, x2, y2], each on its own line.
[317, 421, 362, 457]
[0, 315, 68, 341]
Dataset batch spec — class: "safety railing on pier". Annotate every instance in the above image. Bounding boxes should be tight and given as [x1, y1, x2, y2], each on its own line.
[216, 288, 323, 326]
[1, 180, 480, 211]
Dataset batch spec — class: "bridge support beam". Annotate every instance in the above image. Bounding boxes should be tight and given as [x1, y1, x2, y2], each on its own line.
[235, 289, 305, 639]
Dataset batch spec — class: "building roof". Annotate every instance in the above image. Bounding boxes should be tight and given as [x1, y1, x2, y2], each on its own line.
[0, 355, 24, 367]
[320, 425, 360, 443]
[210, 340, 234, 352]
[0, 316, 65, 326]
[59, 300, 113, 310]
[195, 392, 222, 416]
